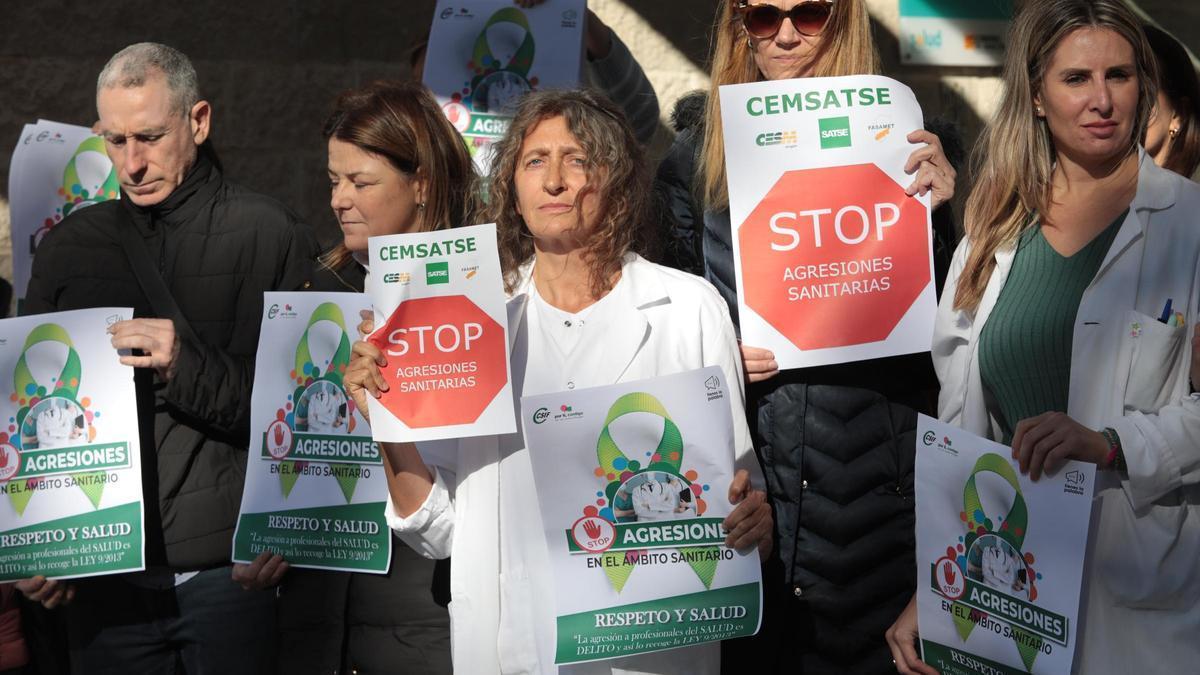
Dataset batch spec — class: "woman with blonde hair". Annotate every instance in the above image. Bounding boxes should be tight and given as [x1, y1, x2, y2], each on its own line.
[347, 88, 773, 674]
[656, 2, 958, 671]
[887, 1, 1200, 673]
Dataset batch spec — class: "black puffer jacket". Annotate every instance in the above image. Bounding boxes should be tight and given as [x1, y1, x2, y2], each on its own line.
[24, 147, 317, 570]
[656, 94, 959, 674]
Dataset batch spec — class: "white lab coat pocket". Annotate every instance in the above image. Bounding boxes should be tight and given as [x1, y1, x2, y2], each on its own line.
[1121, 311, 1187, 414]
[1095, 490, 1200, 609]
[497, 572, 541, 674]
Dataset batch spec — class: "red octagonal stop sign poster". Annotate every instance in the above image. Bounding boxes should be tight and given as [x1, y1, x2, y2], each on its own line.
[719, 75, 937, 369]
[366, 223, 515, 441]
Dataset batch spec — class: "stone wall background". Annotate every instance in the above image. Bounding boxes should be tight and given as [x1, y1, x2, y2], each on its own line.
[1, 0, 1197, 294]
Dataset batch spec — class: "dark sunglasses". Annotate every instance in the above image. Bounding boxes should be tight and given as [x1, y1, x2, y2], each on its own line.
[737, 1, 833, 39]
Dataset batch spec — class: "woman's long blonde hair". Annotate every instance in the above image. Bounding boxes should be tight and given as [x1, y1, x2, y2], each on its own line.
[700, 0, 879, 209]
[954, 0, 1158, 311]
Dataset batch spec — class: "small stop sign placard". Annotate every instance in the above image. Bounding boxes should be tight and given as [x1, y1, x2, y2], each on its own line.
[738, 163, 931, 351]
[369, 295, 508, 428]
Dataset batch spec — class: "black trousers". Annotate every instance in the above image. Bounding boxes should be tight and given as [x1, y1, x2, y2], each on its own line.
[64, 567, 276, 675]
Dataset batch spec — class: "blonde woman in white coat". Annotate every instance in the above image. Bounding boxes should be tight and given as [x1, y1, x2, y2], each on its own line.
[346, 89, 773, 675]
[888, 2, 1200, 674]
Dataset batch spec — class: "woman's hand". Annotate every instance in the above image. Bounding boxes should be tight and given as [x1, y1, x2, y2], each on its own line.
[723, 469, 773, 559]
[345, 341, 389, 422]
[740, 343, 779, 384]
[904, 130, 956, 211]
[231, 551, 289, 591]
[15, 576, 74, 609]
[885, 596, 939, 674]
[1010, 412, 1110, 481]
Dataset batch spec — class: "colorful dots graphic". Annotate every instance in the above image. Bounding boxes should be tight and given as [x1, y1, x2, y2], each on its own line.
[583, 505, 598, 517]
[612, 457, 628, 470]
[593, 467, 604, 477]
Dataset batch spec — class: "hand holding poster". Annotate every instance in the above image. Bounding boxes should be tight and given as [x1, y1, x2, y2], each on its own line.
[522, 367, 762, 664]
[233, 293, 391, 572]
[366, 222, 514, 441]
[8, 121, 120, 308]
[719, 75, 937, 370]
[916, 415, 1094, 674]
[0, 308, 143, 581]
[423, 0, 585, 170]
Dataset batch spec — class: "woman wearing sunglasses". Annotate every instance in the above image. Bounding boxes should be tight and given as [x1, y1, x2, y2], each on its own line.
[655, 2, 959, 673]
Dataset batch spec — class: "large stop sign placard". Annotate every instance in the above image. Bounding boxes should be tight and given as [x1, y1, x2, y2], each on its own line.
[369, 295, 508, 428]
[738, 163, 931, 351]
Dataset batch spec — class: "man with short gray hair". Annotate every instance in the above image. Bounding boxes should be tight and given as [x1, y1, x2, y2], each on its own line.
[18, 42, 315, 674]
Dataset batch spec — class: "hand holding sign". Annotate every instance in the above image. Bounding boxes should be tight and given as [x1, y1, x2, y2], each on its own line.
[903, 129, 956, 209]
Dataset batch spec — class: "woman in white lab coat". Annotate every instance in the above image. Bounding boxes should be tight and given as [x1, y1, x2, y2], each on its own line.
[887, 2, 1200, 673]
[347, 89, 773, 675]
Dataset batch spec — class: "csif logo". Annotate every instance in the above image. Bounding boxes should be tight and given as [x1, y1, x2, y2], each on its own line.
[755, 130, 798, 147]
[922, 430, 936, 446]
[532, 407, 550, 424]
[426, 262, 450, 285]
[268, 304, 279, 319]
[818, 116, 851, 149]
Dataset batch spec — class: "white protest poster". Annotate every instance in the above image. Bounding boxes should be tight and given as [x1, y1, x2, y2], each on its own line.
[365, 222, 514, 442]
[899, 0, 1013, 67]
[232, 293, 391, 573]
[522, 367, 762, 664]
[8, 121, 119, 307]
[423, 0, 585, 171]
[915, 415, 1093, 674]
[719, 75, 936, 370]
[0, 308, 143, 581]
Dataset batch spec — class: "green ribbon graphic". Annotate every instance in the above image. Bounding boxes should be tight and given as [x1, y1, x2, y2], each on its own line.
[281, 303, 359, 502]
[10, 323, 103, 514]
[954, 453, 1040, 671]
[60, 136, 120, 218]
[593, 393, 719, 592]
[469, 7, 535, 112]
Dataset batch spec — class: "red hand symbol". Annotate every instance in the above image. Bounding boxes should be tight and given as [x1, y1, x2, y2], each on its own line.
[274, 425, 285, 446]
[582, 519, 601, 540]
[943, 560, 957, 585]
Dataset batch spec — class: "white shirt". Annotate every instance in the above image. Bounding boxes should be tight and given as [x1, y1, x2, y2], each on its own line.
[387, 254, 762, 675]
[934, 153, 1200, 674]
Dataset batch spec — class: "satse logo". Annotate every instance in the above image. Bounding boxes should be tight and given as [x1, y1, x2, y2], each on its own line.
[426, 262, 450, 285]
[818, 116, 852, 149]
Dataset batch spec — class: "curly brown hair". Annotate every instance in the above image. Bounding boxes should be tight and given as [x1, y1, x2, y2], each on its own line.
[485, 89, 656, 297]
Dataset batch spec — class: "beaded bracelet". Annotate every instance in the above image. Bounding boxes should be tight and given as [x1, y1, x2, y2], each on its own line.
[1101, 427, 1126, 473]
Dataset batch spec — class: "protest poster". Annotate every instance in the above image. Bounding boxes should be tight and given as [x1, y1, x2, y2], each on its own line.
[423, 0, 585, 171]
[719, 75, 937, 370]
[522, 366, 762, 664]
[899, 0, 1014, 66]
[0, 308, 143, 581]
[232, 293, 391, 573]
[8, 120, 119, 308]
[365, 222, 514, 442]
[915, 415, 1093, 674]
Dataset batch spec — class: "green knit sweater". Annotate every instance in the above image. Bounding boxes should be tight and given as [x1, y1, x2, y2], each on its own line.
[979, 211, 1126, 443]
